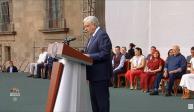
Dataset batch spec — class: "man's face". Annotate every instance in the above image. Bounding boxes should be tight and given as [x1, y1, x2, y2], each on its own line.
[121, 48, 126, 54]
[151, 48, 156, 54]
[115, 48, 120, 55]
[9, 61, 13, 66]
[83, 22, 96, 35]
[191, 50, 194, 56]
[172, 47, 179, 56]
[41, 48, 45, 53]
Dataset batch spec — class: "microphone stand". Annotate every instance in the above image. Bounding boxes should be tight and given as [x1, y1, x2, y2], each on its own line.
[64, 37, 70, 46]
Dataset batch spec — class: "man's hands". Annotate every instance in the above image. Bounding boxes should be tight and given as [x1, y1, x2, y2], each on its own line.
[84, 54, 90, 57]
[168, 71, 175, 74]
[164, 69, 179, 78]
[163, 70, 168, 78]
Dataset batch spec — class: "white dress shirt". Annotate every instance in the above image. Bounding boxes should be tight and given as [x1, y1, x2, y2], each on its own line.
[37, 51, 48, 63]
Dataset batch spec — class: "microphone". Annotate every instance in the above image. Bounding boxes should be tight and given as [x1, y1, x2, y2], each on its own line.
[63, 37, 76, 45]
[67, 37, 76, 42]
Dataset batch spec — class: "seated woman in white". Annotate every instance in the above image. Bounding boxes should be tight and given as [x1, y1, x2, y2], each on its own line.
[179, 57, 194, 99]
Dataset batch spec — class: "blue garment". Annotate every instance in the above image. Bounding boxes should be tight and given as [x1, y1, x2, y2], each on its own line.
[164, 53, 187, 73]
[162, 53, 186, 93]
[85, 28, 112, 82]
[153, 54, 187, 93]
[7, 66, 18, 73]
[47, 56, 54, 65]
[85, 27, 112, 112]
[153, 73, 163, 91]
[45, 56, 56, 78]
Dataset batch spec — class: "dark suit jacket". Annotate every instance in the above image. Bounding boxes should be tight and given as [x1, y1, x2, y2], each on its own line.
[7, 66, 18, 73]
[85, 28, 112, 82]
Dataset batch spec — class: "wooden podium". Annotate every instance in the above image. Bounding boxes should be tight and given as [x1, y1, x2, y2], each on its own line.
[46, 43, 92, 112]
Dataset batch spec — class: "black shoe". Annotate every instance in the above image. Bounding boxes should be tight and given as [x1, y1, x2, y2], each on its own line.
[165, 92, 172, 96]
[27, 75, 33, 77]
[113, 83, 118, 88]
[42, 77, 47, 79]
[33, 75, 41, 78]
[109, 82, 113, 87]
[150, 91, 159, 95]
[113, 86, 118, 88]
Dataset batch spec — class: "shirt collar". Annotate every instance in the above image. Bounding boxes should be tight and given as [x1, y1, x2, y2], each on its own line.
[174, 53, 181, 57]
[92, 27, 100, 37]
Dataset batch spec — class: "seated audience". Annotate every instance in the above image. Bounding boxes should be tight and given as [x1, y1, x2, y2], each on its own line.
[146, 46, 156, 61]
[141, 50, 164, 92]
[125, 47, 145, 90]
[44, 54, 56, 79]
[179, 56, 194, 99]
[186, 47, 194, 73]
[126, 43, 135, 60]
[149, 48, 173, 95]
[150, 45, 187, 96]
[167, 49, 174, 58]
[186, 47, 194, 63]
[6, 61, 18, 73]
[112, 46, 126, 88]
[28, 47, 47, 78]
[121, 46, 128, 58]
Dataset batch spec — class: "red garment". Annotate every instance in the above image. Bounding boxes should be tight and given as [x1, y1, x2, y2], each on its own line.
[141, 72, 156, 90]
[141, 58, 164, 90]
[147, 58, 164, 70]
[125, 69, 144, 88]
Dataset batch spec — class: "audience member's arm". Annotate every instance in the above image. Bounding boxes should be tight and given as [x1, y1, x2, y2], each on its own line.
[169, 56, 187, 74]
[190, 61, 194, 74]
[112, 57, 114, 68]
[163, 60, 168, 77]
[150, 60, 163, 73]
[130, 58, 136, 70]
[151, 66, 163, 73]
[137, 58, 145, 70]
[113, 55, 126, 71]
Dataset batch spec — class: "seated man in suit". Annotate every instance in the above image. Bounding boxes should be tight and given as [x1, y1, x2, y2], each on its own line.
[112, 46, 126, 88]
[7, 61, 18, 73]
[28, 47, 47, 78]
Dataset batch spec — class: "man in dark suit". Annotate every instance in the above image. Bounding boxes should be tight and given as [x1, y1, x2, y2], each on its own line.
[7, 61, 18, 73]
[83, 16, 112, 112]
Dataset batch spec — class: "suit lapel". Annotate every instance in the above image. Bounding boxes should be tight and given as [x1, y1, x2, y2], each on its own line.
[88, 35, 96, 48]
[85, 28, 100, 52]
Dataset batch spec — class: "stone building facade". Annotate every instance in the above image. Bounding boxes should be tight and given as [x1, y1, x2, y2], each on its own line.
[0, 0, 104, 71]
